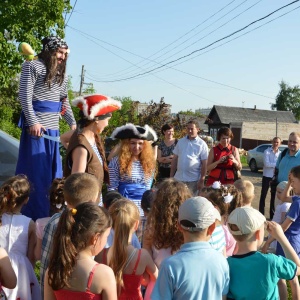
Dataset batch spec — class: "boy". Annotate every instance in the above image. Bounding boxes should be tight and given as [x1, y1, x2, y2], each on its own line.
[152, 196, 229, 300]
[40, 173, 100, 298]
[233, 179, 254, 206]
[227, 207, 300, 300]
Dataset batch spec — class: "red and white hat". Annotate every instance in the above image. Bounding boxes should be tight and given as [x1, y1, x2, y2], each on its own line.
[72, 94, 122, 120]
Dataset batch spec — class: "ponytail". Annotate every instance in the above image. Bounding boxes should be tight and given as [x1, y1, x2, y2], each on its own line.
[48, 202, 111, 290]
[109, 199, 139, 295]
[48, 208, 77, 290]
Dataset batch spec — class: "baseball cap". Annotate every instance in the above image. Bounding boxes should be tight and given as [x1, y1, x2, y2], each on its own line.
[178, 196, 221, 232]
[228, 207, 266, 235]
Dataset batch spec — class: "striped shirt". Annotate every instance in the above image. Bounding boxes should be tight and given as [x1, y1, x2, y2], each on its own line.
[19, 59, 75, 129]
[108, 156, 153, 215]
[209, 225, 226, 253]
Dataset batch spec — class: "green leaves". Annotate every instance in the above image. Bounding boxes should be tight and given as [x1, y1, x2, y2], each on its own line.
[272, 80, 300, 120]
[0, 0, 71, 90]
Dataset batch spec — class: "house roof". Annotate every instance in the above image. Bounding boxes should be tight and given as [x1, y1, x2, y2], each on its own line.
[178, 114, 208, 132]
[205, 106, 297, 124]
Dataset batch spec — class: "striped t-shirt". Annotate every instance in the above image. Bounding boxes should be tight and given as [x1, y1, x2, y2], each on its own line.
[19, 59, 75, 129]
[209, 224, 226, 253]
[108, 156, 153, 216]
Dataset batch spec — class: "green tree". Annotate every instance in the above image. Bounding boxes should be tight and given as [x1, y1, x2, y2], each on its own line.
[0, 0, 71, 90]
[104, 97, 138, 137]
[271, 80, 300, 120]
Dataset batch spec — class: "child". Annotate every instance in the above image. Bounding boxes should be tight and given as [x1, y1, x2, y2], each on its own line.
[96, 199, 158, 299]
[34, 178, 66, 260]
[40, 172, 101, 298]
[0, 175, 41, 299]
[103, 191, 140, 249]
[143, 179, 191, 300]
[263, 167, 300, 299]
[137, 189, 155, 246]
[266, 181, 291, 252]
[152, 196, 230, 299]
[233, 179, 254, 206]
[0, 247, 17, 297]
[227, 207, 300, 300]
[204, 182, 243, 256]
[44, 202, 117, 299]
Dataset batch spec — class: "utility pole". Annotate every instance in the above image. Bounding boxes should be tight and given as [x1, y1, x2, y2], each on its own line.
[79, 65, 85, 96]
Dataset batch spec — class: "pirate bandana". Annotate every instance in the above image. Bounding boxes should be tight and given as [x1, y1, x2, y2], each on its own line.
[42, 36, 68, 52]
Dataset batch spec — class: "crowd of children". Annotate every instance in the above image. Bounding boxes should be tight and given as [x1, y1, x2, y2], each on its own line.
[1, 168, 300, 299]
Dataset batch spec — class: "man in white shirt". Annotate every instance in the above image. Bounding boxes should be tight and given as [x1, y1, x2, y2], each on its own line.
[258, 137, 281, 219]
[170, 120, 208, 195]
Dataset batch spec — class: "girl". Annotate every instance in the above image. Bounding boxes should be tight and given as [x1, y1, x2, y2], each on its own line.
[96, 199, 158, 299]
[0, 247, 17, 298]
[142, 178, 192, 300]
[262, 167, 300, 300]
[0, 175, 41, 299]
[108, 123, 157, 216]
[45, 202, 116, 300]
[34, 177, 66, 261]
[202, 181, 243, 256]
[64, 94, 122, 198]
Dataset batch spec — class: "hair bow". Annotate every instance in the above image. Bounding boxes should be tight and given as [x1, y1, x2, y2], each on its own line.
[212, 181, 221, 189]
[223, 193, 234, 204]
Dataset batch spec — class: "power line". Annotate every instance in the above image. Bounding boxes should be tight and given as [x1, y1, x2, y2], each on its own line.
[101, 0, 240, 78]
[65, 0, 78, 28]
[83, 4, 300, 101]
[97, 0, 299, 83]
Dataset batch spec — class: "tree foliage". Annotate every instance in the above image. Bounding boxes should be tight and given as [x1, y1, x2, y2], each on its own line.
[0, 0, 71, 91]
[271, 80, 300, 120]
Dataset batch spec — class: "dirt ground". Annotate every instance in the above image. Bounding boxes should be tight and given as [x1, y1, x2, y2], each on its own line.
[241, 167, 267, 214]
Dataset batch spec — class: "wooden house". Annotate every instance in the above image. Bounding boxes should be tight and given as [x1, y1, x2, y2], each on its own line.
[205, 105, 300, 150]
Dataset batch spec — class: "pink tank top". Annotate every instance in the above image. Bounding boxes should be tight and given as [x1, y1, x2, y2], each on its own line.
[54, 264, 102, 300]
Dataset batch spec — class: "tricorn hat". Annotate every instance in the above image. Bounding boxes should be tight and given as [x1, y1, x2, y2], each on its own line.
[72, 94, 122, 120]
[110, 123, 158, 142]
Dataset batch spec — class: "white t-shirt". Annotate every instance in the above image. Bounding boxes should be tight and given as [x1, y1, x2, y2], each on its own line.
[173, 135, 208, 182]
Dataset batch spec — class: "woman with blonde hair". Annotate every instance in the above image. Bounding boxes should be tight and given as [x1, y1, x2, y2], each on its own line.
[108, 123, 157, 216]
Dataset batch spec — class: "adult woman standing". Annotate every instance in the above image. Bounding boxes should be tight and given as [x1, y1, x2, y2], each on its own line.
[206, 127, 242, 186]
[108, 123, 157, 216]
[157, 124, 177, 179]
[64, 94, 121, 191]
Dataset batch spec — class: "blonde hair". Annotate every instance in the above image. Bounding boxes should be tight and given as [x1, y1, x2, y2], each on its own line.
[109, 199, 140, 295]
[118, 139, 156, 179]
[233, 179, 254, 205]
[64, 173, 100, 206]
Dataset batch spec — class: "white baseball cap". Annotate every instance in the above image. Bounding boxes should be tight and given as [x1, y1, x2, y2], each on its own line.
[179, 196, 221, 232]
[228, 207, 266, 235]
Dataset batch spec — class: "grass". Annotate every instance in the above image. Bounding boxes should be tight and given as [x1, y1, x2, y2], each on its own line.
[240, 155, 248, 167]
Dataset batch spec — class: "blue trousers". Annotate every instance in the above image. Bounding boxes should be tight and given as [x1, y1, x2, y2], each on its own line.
[16, 128, 61, 221]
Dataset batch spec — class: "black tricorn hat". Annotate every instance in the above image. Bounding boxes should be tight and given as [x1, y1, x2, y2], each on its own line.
[110, 123, 158, 142]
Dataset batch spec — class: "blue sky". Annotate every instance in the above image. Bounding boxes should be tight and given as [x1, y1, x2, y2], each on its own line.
[64, 0, 300, 113]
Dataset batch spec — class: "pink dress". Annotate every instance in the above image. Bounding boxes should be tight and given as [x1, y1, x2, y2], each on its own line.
[54, 264, 101, 300]
[144, 247, 173, 300]
[222, 224, 236, 257]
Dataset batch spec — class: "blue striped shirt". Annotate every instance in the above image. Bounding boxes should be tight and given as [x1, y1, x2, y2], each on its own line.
[19, 59, 75, 129]
[209, 225, 226, 253]
[108, 156, 153, 215]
